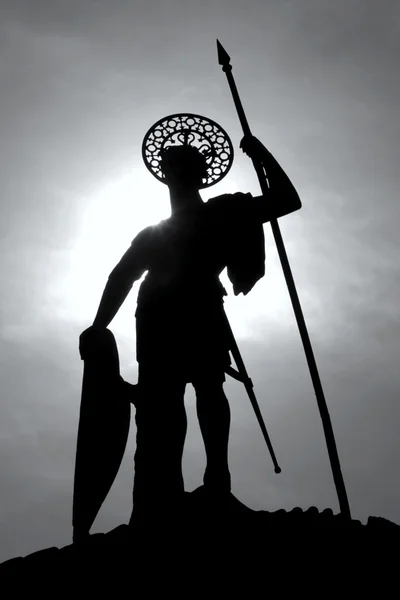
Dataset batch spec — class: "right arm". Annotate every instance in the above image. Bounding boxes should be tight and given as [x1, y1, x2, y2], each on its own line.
[92, 228, 150, 329]
[240, 135, 302, 223]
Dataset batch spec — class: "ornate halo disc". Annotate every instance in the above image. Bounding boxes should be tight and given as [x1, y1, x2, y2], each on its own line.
[142, 113, 234, 189]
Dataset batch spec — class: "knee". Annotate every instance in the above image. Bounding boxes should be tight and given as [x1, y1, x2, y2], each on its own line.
[194, 380, 225, 401]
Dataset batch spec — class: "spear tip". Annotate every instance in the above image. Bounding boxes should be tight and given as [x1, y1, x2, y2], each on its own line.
[216, 39, 231, 66]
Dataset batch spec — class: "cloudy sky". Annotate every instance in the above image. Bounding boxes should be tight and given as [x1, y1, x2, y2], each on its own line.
[0, 0, 399, 561]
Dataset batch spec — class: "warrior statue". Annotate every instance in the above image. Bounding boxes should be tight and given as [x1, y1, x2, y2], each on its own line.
[73, 113, 301, 542]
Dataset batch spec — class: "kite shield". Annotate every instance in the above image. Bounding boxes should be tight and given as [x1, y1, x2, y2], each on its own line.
[73, 328, 131, 536]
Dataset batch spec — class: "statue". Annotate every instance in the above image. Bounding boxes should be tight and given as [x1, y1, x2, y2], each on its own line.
[73, 111, 302, 543]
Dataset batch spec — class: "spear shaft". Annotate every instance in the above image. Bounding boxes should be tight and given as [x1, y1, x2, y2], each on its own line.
[216, 40, 351, 519]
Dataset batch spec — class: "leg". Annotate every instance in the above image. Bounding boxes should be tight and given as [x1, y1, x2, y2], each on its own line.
[130, 372, 187, 526]
[193, 377, 231, 492]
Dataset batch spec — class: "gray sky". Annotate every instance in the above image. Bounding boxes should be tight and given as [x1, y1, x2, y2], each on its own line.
[0, 0, 399, 561]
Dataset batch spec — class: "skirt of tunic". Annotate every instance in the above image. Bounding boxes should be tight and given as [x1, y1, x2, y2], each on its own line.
[135, 297, 231, 384]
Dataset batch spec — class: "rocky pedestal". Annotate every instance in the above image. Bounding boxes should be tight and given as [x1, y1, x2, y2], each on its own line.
[1, 491, 398, 584]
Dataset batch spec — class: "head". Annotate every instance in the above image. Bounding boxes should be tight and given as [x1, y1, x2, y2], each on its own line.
[160, 145, 209, 191]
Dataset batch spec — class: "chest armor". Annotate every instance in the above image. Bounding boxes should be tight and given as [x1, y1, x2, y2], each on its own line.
[137, 206, 227, 310]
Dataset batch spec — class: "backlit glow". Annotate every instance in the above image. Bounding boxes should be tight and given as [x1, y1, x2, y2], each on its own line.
[55, 164, 294, 341]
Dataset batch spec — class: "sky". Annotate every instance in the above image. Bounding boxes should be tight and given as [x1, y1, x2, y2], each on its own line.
[0, 0, 399, 561]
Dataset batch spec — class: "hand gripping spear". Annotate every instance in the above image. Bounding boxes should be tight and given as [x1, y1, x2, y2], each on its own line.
[216, 40, 351, 519]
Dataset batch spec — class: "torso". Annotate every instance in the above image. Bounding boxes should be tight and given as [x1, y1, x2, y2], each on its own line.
[136, 201, 228, 313]
[133, 191, 260, 374]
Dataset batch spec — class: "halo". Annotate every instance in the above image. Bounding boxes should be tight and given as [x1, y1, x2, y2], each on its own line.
[142, 113, 234, 189]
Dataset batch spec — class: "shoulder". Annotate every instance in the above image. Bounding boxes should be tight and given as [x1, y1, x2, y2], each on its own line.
[130, 224, 160, 247]
[206, 192, 257, 221]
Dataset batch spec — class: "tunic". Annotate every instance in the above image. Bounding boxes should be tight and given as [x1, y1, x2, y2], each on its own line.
[113, 192, 266, 382]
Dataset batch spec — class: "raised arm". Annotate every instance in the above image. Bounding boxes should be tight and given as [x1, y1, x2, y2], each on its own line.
[91, 227, 150, 329]
[240, 135, 302, 223]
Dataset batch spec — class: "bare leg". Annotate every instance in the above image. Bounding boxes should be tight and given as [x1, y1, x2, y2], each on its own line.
[194, 379, 231, 492]
[130, 375, 187, 526]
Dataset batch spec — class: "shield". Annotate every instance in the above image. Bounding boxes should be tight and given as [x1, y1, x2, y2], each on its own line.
[72, 328, 132, 534]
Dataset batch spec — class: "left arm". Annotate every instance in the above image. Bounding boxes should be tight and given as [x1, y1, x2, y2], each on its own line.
[92, 227, 151, 328]
[79, 228, 150, 360]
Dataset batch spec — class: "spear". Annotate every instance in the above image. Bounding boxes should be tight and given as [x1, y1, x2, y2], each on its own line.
[216, 39, 351, 519]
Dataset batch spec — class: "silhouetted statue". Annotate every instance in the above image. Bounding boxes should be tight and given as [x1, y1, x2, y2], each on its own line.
[74, 113, 301, 541]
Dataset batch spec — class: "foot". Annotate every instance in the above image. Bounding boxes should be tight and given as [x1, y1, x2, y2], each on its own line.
[190, 485, 254, 514]
[189, 484, 230, 511]
[128, 491, 188, 532]
[203, 467, 231, 492]
[72, 528, 91, 544]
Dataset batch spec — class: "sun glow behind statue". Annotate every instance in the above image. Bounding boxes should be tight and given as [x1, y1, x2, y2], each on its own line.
[57, 160, 293, 345]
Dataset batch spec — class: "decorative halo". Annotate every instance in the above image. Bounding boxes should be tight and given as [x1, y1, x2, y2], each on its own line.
[142, 113, 234, 189]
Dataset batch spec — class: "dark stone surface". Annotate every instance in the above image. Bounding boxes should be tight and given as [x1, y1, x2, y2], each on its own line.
[1, 494, 398, 581]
